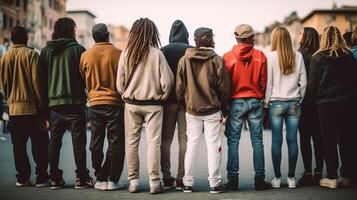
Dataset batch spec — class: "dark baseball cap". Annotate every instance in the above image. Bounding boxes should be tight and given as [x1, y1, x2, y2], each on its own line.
[194, 27, 214, 38]
[92, 23, 109, 39]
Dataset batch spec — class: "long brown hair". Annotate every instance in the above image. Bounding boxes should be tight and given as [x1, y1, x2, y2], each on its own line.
[271, 27, 295, 75]
[126, 18, 161, 69]
[299, 27, 320, 54]
[316, 26, 349, 57]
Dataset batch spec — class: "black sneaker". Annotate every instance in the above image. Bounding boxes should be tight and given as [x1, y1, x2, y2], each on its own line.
[35, 178, 51, 188]
[313, 172, 322, 186]
[225, 176, 238, 191]
[254, 177, 271, 191]
[163, 177, 175, 190]
[210, 184, 226, 194]
[16, 180, 32, 187]
[50, 178, 65, 190]
[75, 177, 94, 189]
[298, 172, 314, 186]
[183, 185, 192, 193]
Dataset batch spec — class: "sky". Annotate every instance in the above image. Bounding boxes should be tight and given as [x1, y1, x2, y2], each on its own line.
[67, 0, 357, 54]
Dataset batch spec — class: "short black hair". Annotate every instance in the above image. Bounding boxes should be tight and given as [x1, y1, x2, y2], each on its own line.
[52, 17, 76, 40]
[93, 32, 109, 43]
[11, 26, 28, 44]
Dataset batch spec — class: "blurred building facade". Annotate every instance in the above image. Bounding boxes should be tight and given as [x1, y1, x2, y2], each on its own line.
[107, 24, 129, 50]
[67, 10, 95, 49]
[0, 0, 66, 54]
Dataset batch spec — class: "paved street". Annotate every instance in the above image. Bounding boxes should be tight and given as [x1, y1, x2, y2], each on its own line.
[0, 126, 356, 200]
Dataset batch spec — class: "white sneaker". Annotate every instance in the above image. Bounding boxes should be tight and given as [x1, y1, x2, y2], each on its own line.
[337, 176, 351, 188]
[107, 181, 125, 191]
[16, 180, 31, 187]
[287, 177, 297, 188]
[94, 181, 108, 191]
[320, 178, 337, 189]
[271, 177, 281, 188]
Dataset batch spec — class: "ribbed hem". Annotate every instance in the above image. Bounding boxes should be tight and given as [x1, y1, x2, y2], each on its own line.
[9, 102, 38, 116]
[123, 99, 165, 105]
[48, 98, 85, 107]
[89, 99, 123, 107]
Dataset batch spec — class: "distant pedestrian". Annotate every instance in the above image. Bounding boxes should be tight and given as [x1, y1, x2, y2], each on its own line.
[160, 20, 191, 191]
[343, 31, 353, 48]
[0, 26, 49, 187]
[116, 18, 174, 194]
[351, 27, 357, 61]
[264, 27, 307, 189]
[307, 26, 357, 189]
[297, 27, 324, 186]
[223, 24, 270, 191]
[176, 27, 231, 193]
[40, 17, 93, 189]
[80, 23, 125, 191]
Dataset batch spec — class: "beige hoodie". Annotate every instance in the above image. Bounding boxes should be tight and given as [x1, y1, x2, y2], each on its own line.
[116, 47, 174, 105]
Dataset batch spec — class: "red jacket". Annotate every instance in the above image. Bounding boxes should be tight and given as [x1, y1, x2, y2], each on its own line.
[223, 44, 267, 100]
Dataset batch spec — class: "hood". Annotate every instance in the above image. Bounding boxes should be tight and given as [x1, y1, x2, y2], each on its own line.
[232, 43, 254, 63]
[46, 38, 78, 53]
[185, 48, 216, 61]
[169, 20, 189, 44]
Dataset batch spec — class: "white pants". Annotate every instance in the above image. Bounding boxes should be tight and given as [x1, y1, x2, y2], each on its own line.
[183, 111, 223, 187]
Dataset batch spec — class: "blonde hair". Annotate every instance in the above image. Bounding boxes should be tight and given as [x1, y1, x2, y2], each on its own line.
[271, 27, 295, 75]
[316, 26, 350, 57]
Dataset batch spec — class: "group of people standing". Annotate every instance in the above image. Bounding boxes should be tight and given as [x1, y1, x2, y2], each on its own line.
[0, 16, 356, 195]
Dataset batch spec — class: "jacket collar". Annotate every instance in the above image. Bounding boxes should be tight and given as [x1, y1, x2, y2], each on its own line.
[12, 44, 28, 48]
[94, 42, 112, 46]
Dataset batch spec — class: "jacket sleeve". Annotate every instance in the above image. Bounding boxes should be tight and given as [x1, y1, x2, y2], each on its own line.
[298, 54, 307, 103]
[116, 51, 126, 95]
[217, 58, 231, 105]
[176, 58, 186, 105]
[260, 54, 268, 96]
[306, 55, 319, 103]
[0, 56, 8, 97]
[30, 52, 44, 109]
[79, 53, 86, 88]
[159, 52, 174, 100]
[263, 55, 273, 108]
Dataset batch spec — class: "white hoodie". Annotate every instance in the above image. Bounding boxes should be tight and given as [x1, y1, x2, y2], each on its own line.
[263, 51, 307, 107]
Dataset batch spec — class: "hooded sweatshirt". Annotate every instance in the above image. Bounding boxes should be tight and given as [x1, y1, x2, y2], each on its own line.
[40, 38, 86, 107]
[223, 43, 267, 100]
[307, 49, 357, 104]
[161, 20, 192, 103]
[176, 48, 231, 116]
[0, 44, 44, 116]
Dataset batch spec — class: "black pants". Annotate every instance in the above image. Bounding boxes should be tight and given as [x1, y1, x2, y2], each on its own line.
[298, 103, 324, 173]
[48, 104, 89, 180]
[317, 103, 355, 179]
[89, 105, 125, 182]
[9, 115, 49, 182]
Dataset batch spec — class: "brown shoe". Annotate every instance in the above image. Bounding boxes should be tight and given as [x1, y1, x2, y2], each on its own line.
[150, 182, 165, 194]
[163, 177, 175, 189]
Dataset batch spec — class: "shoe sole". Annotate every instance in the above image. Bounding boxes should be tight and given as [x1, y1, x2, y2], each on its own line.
[271, 185, 281, 188]
[50, 186, 63, 190]
[288, 185, 297, 189]
[176, 187, 183, 191]
[35, 184, 50, 188]
[94, 187, 107, 191]
[210, 191, 226, 194]
[183, 190, 192, 193]
[320, 183, 337, 189]
[74, 185, 90, 189]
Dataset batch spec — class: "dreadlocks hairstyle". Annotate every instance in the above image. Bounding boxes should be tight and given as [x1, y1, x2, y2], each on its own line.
[316, 26, 350, 57]
[271, 27, 296, 75]
[52, 17, 76, 40]
[299, 27, 320, 54]
[125, 18, 161, 69]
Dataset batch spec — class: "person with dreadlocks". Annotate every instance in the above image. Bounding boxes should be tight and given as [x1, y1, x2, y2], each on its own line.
[307, 26, 357, 189]
[176, 27, 231, 193]
[116, 18, 174, 194]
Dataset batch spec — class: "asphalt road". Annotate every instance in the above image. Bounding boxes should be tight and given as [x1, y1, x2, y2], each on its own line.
[0, 125, 356, 200]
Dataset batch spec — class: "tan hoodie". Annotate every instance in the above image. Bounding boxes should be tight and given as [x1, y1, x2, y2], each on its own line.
[116, 47, 174, 105]
[80, 42, 123, 106]
[0, 44, 44, 116]
[176, 48, 231, 116]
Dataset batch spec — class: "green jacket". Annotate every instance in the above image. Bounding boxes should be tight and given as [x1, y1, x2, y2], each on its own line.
[40, 38, 86, 107]
[0, 44, 44, 116]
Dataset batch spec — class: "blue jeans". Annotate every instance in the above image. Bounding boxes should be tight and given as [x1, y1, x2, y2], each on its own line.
[226, 98, 265, 178]
[269, 101, 301, 178]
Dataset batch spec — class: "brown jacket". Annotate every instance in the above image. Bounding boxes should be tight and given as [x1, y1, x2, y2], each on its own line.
[116, 47, 174, 105]
[80, 42, 123, 106]
[176, 47, 231, 116]
[0, 44, 44, 116]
